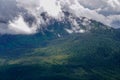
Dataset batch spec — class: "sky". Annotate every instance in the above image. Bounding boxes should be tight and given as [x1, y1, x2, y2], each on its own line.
[0, 0, 120, 34]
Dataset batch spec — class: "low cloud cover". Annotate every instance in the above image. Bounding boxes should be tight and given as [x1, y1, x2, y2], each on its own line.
[0, 0, 120, 34]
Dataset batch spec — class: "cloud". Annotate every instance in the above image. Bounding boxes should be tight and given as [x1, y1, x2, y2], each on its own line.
[8, 15, 37, 34]
[0, 15, 37, 35]
[0, 0, 120, 34]
[78, 0, 120, 15]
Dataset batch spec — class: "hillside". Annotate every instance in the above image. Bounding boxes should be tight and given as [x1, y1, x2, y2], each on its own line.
[0, 28, 120, 80]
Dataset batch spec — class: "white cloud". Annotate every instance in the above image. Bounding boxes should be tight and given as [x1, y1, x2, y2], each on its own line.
[0, 15, 37, 35]
[16, 0, 120, 27]
[0, 0, 120, 34]
[8, 15, 37, 34]
[16, 0, 63, 18]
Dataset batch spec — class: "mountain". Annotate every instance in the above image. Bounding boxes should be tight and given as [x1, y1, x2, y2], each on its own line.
[0, 16, 120, 80]
[0, 15, 110, 57]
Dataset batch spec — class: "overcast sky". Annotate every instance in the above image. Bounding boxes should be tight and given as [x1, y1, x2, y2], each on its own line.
[0, 0, 120, 34]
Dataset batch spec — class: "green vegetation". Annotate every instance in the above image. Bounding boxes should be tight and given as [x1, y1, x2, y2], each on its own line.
[0, 23, 120, 80]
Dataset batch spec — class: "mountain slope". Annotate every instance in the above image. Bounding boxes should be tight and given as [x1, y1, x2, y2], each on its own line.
[0, 17, 107, 57]
[0, 27, 120, 80]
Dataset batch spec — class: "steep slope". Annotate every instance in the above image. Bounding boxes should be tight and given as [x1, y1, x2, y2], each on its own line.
[0, 0, 120, 80]
[0, 15, 110, 57]
[0, 27, 120, 80]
